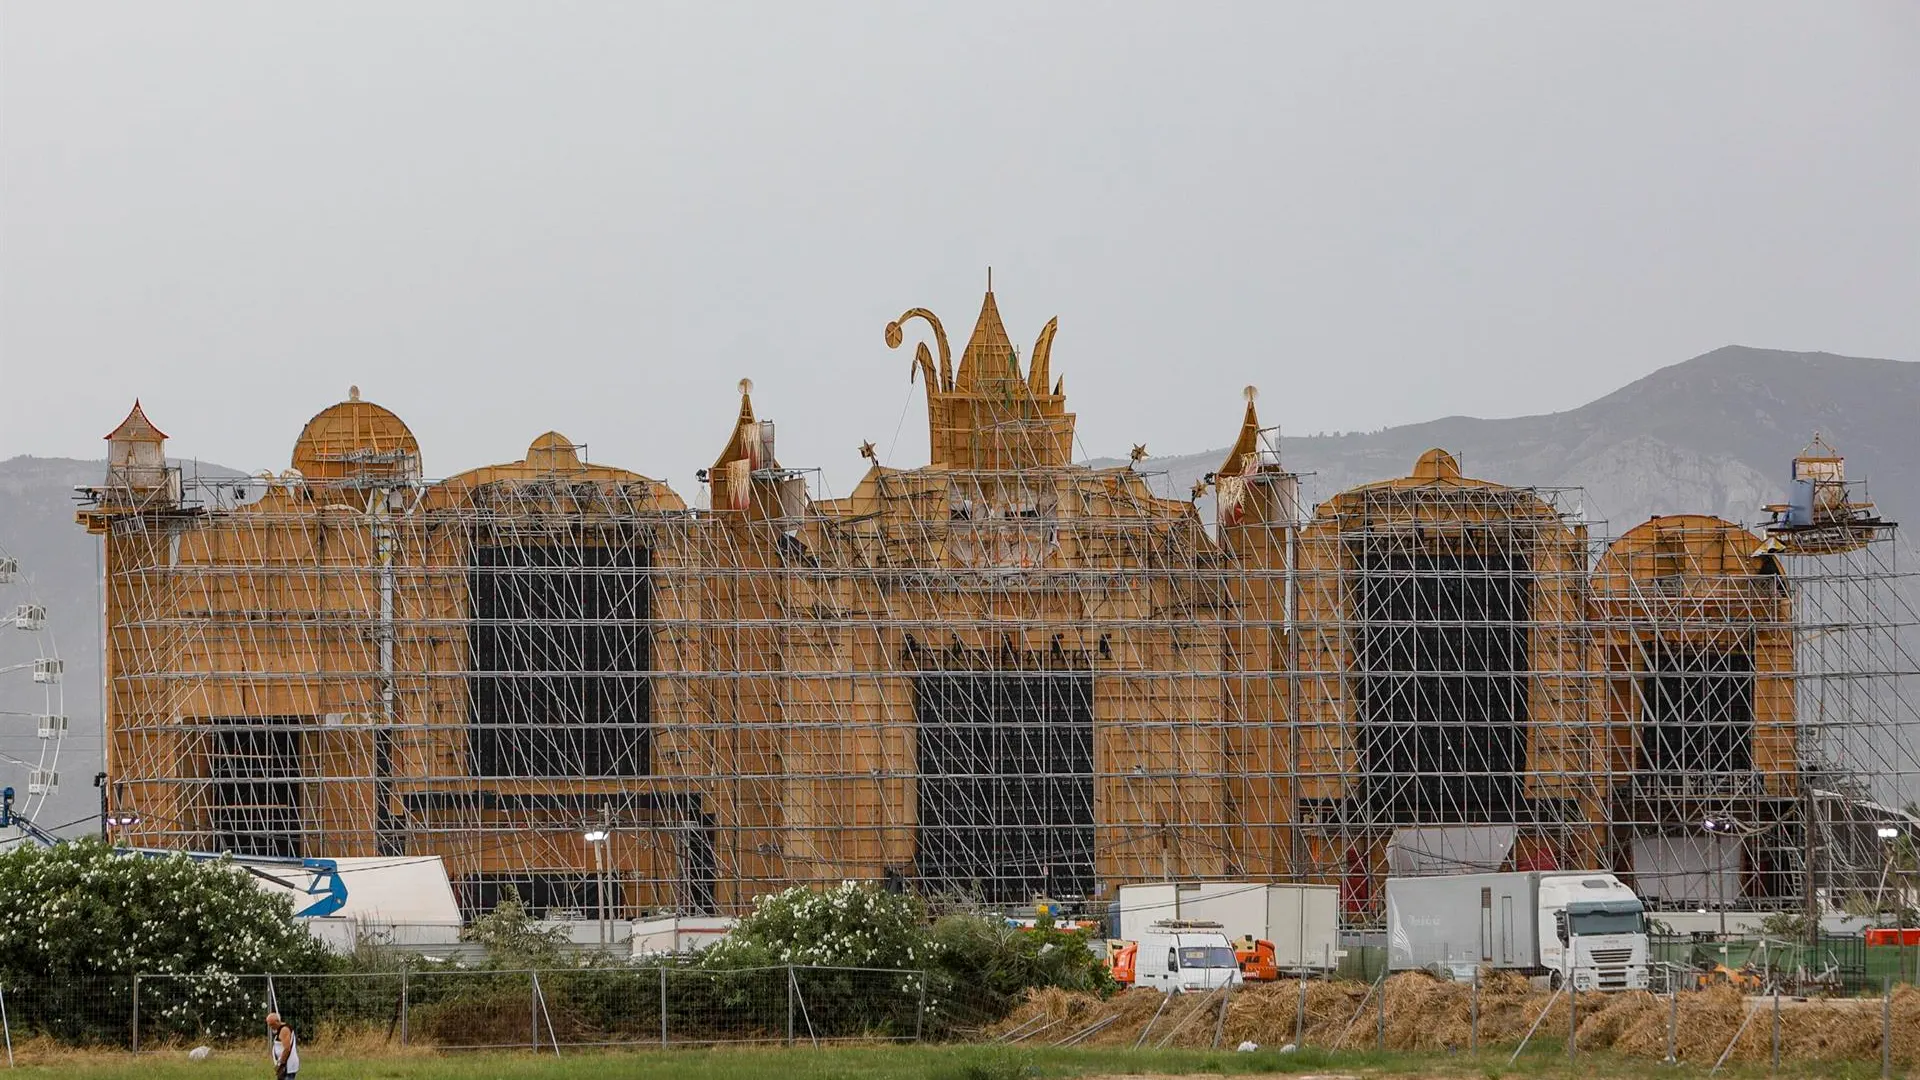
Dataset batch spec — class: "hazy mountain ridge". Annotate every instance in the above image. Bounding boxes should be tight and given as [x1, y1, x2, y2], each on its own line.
[1115, 346, 1919, 532]
[4, 345, 1916, 833]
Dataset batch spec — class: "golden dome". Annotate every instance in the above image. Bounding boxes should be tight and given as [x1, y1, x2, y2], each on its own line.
[290, 392, 421, 483]
[525, 432, 583, 472]
[1411, 448, 1462, 482]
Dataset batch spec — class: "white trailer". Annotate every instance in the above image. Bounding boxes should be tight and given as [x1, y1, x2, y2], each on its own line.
[1115, 882, 1340, 970]
[240, 855, 463, 951]
[631, 915, 737, 957]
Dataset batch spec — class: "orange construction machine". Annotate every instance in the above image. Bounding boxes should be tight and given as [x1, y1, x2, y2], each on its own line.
[1106, 940, 1137, 985]
[1235, 936, 1279, 981]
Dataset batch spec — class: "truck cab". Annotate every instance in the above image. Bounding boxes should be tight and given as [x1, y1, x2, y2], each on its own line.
[1537, 873, 1650, 991]
[1132, 920, 1243, 992]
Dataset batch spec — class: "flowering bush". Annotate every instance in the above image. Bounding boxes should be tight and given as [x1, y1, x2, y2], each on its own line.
[698, 883, 1113, 1037]
[0, 838, 331, 1042]
[702, 881, 931, 970]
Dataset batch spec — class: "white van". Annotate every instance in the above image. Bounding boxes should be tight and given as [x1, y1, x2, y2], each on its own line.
[1133, 920, 1243, 992]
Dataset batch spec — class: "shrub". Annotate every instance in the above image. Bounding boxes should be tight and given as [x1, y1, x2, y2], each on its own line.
[702, 880, 932, 970]
[697, 883, 1112, 1039]
[0, 838, 331, 1042]
[459, 891, 572, 969]
[928, 911, 1115, 1026]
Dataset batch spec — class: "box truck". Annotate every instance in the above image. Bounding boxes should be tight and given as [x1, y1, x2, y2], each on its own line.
[1115, 882, 1340, 973]
[1385, 871, 1650, 991]
[1128, 920, 1243, 992]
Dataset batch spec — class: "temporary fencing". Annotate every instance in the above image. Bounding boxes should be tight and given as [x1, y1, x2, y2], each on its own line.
[7, 964, 1917, 1072]
[0, 965, 951, 1053]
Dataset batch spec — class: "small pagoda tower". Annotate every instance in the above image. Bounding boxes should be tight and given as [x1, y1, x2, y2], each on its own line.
[101, 400, 176, 506]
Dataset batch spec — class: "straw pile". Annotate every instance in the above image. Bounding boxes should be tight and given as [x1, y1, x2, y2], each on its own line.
[987, 975, 1920, 1065]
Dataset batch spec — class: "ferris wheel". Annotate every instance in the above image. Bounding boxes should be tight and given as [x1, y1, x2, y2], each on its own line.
[0, 542, 64, 822]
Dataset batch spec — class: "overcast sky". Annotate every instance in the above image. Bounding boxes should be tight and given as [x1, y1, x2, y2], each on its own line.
[3, 2, 1916, 499]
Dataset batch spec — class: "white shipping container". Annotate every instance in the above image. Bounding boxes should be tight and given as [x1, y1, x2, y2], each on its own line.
[1117, 882, 1339, 971]
[631, 915, 737, 956]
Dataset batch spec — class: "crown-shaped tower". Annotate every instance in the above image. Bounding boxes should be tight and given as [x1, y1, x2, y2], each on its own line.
[886, 287, 1075, 470]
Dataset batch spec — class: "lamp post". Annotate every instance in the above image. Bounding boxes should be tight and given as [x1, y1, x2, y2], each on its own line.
[1874, 826, 1901, 920]
[584, 828, 610, 949]
[1704, 818, 1738, 960]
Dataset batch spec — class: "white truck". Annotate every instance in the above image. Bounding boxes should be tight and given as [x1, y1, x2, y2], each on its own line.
[1114, 882, 1341, 972]
[1131, 920, 1244, 992]
[1386, 870, 1650, 991]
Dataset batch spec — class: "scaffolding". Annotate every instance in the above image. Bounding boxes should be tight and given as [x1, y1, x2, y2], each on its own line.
[75, 296, 1920, 924]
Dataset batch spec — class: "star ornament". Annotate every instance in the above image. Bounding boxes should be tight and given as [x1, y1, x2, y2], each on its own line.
[858, 440, 878, 462]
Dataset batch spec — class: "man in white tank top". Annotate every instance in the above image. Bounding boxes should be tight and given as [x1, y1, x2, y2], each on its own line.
[266, 1012, 300, 1080]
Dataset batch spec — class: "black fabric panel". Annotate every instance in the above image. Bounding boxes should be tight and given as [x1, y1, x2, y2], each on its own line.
[914, 672, 1095, 903]
[1353, 544, 1531, 823]
[467, 540, 652, 778]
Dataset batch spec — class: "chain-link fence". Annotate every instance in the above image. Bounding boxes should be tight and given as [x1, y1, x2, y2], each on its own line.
[0, 976, 136, 1046]
[11, 960, 1913, 1069]
[82, 965, 937, 1052]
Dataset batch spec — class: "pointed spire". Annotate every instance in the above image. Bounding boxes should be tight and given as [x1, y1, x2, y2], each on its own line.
[104, 399, 168, 442]
[1218, 386, 1261, 475]
[955, 290, 1018, 391]
[736, 377, 756, 423]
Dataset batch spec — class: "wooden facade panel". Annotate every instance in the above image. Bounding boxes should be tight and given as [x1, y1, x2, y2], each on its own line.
[83, 320, 1833, 916]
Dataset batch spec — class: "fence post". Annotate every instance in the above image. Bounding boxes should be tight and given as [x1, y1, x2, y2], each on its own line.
[1295, 973, 1307, 1048]
[399, 966, 409, 1047]
[914, 973, 928, 1043]
[1665, 987, 1679, 1064]
[1469, 968, 1479, 1055]
[1770, 987, 1780, 1075]
[1211, 978, 1233, 1050]
[131, 975, 140, 1054]
[786, 965, 796, 1048]
[2, 984, 14, 1068]
[1568, 972, 1578, 1062]
[659, 967, 668, 1048]
[530, 972, 539, 1054]
[532, 973, 560, 1058]
[1882, 976, 1892, 1080]
[1376, 973, 1386, 1049]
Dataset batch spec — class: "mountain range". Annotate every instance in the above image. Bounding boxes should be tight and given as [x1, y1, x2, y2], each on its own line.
[1113, 345, 1920, 533]
[3, 345, 1916, 833]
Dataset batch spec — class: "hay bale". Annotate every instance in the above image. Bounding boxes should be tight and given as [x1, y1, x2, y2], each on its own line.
[982, 979, 1918, 1066]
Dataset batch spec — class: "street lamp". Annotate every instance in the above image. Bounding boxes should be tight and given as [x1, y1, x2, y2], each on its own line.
[583, 829, 610, 948]
[1703, 818, 1739, 953]
[1874, 826, 1903, 920]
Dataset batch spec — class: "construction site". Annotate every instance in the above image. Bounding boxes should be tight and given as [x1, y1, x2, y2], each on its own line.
[74, 289, 1919, 924]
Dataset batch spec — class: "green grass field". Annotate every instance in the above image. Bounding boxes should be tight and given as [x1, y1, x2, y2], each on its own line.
[13, 1044, 1906, 1080]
